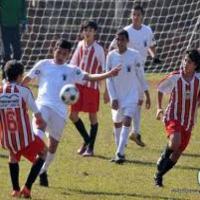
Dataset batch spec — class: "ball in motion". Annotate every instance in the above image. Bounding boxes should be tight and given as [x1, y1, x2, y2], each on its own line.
[59, 84, 79, 105]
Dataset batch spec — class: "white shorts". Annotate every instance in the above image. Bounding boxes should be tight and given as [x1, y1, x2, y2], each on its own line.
[33, 105, 66, 142]
[111, 104, 137, 123]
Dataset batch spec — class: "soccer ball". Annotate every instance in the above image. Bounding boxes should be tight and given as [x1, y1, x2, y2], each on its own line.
[59, 84, 79, 105]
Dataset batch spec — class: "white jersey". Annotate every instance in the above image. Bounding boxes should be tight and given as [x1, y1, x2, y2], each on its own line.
[106, 48, 148, 108]
[110, 24, 155, 64]
[27, 59, 86, 119]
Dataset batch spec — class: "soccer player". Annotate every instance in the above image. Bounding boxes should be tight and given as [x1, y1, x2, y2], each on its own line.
[154, 49, 200, 187]
[69, 20, 106, 156]
[106, 30, 150, 163]
[0, 60, 46, 198]
[109, 4, 160, 147]
[22, 39, 120, 187]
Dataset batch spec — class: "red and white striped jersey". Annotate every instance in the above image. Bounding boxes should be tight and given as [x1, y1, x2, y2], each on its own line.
[157, 71, 200, 131]
[0, 83, 39, 154]
[70, 40, 105, 89]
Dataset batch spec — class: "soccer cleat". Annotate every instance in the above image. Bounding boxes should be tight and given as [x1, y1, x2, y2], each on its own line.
[77, 144, 87, 155]
[11, 190, 21, 198]
[129, 133, 145, 147]
[82, 148, 94, 157]
[20, 186, 31, 198]
[154, 174, 163, 187]
[114, 153, 126, 164]
[39, 171, 49, 187]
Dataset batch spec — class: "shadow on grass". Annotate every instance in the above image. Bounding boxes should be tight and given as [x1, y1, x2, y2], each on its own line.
[0, 153, 8, 159]
[68, 188, 190, 200]
[126, 159, 199, 170]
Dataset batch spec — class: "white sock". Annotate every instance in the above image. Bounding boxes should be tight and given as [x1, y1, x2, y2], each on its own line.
[132, 105, 141, 135]
[113, 127, 121, 147]
[116, 126, 130, 156]
[40, 152, 55, 174]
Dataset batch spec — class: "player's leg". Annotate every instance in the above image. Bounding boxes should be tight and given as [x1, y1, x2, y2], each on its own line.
[154, 132, 180, 187]
[8, 152, 21, 197]
[70, 111, 90, 154]
[11, 26, 22, 60]
[21, 136, 46, 198]
[115, 115, 131, 164]
[39, 107, 65, 187]
[82, 112, 98, 156]
[129, 103, 145, 147]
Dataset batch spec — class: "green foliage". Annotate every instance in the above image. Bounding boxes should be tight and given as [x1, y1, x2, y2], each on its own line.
[0, 74, 200, 200]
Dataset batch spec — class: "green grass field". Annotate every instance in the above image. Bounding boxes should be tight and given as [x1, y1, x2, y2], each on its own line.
[1, 74, 200, 200]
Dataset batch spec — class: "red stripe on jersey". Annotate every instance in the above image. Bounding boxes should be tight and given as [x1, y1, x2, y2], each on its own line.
[183, 84, 190, 129]
[15, 107, 25, 149]
[22, 99, 33, 144]
[10, 130, 18, 153]
[1, 110, 12, 151]
[6, 85, 11, 93]
[85, 47, 95, 73]
[168, 88, 175, 120]
[90, 57, 98, 89]
[14, 86, 19, 93]
[177, 78, 182, 120]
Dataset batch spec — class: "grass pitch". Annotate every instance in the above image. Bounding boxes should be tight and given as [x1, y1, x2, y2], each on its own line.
[0, 74, 200, 200]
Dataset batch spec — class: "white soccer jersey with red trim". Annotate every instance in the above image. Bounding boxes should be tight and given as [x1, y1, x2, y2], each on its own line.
[0, 83, 39, 154]
[70, 40, 105, 89]
[157, 72, 200, 131]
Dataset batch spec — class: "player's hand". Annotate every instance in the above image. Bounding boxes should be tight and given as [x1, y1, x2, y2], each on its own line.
[145, 98, 151, 109]
[138, 99, 143, 106]
[153, 57, 162, 65]
[34, 113, 46, 129]
[109, 65, 121, 77]
[111, 99, 119, 110]
[103, 91, 110, 104]
[156, 108, 163, 120]
[20, 20, 28, 33]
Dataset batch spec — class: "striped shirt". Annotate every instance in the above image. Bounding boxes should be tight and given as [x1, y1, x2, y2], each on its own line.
[70, 40, 105, 89]
[0, 83, 39, 154]
[157, 71, 200, 131]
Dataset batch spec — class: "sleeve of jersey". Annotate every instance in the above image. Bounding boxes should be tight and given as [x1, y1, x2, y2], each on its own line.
[70, 44, 80, 66]
[72, 67, 87, 84]
[26, 60, 42, 79]
[157, 75, 175, 94]
[106, 54, 117, 101]
[25, 88, 39, 114]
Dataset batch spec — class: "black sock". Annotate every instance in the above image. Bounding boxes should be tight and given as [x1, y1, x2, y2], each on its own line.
[74, 118, 90, 144]
[25, 158, 44, 190]
[88, 123, 98, 150]
[157, 158, 176, 177]
[9, 163, 20, 191]
[157, 145, 173, 171]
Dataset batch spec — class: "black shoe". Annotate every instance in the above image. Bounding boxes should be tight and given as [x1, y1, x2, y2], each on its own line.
[115, 153, 126, 164]
[129, 133, 145, 147]
[40, 171, 49, 187]
[154, 173, 163, 187]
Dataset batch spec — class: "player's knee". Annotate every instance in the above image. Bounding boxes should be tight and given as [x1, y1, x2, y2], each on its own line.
[69, 112, 79, 122]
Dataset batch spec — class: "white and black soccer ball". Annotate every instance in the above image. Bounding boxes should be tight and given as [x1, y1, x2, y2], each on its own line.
[59, 84, 79, 105]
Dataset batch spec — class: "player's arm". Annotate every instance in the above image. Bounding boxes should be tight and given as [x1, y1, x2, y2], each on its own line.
[83, 65, 121, 81]
[156, 91, 164, 120]
[25, 88, 46, 129]
[22, 60, 42, 86]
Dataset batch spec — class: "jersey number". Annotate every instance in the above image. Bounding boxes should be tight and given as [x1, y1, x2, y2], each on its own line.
[5, 109, 18, 132]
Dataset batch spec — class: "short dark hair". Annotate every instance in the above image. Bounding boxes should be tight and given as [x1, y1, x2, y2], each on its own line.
[116, 29, 129, 41]
[186, 49, 200, 71]
[81, 20, 98, 32]
[4, 60, 24, 81]
[132, 4, 145, 15]
[55, 39, 72, 51]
